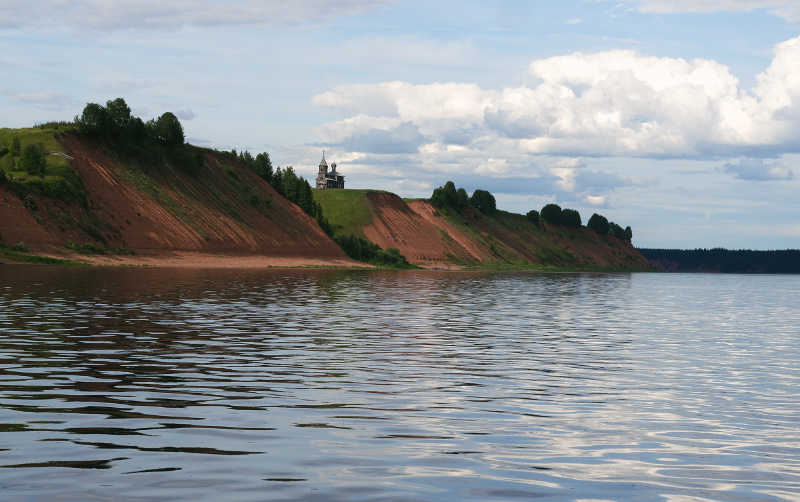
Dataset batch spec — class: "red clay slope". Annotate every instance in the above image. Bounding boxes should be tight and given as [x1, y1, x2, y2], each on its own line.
[1, 134, 352, 265]
[358, 191, 651, 269]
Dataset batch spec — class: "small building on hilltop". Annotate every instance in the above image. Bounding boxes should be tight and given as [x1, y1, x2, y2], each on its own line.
[316, 152, 345, 189]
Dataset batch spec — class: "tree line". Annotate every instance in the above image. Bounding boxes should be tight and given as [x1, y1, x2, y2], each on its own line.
[75, 98, 203, 175]
[430, 181, 496, 215]
[638, 248, 800, 274]
[526, 203, 632, 241]
[427, 182, 633, 242]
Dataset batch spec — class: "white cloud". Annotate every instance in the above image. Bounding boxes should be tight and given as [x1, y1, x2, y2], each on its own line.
[624, 0, 800, 23]
[721, 158, 795, 180]
[0, 0, 396, 31]
[308, 35, 800, 199]
[313, 35, 800, 161]
[566, 18, 582, 24]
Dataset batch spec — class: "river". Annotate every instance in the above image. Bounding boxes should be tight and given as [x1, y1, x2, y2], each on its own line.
[0, 267, 798, 501]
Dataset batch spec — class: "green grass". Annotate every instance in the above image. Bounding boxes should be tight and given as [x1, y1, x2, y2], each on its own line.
[312, 189, 379, 239]
[0, 246, 86, 265]
[1, 126, 87, 206]
[0, 127, 71, 154]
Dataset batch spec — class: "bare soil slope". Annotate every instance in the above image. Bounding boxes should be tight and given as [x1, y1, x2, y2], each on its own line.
[2, 134, 354, 266]
[316, 189, 652, 270]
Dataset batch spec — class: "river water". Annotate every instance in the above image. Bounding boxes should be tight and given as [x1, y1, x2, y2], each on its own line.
[0, 267, 798, 502]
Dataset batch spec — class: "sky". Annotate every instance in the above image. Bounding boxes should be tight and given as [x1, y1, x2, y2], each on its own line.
[2, 0, 800, 249]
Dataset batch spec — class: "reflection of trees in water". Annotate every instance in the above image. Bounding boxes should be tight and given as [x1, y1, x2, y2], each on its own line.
[0, 269, 637, 419]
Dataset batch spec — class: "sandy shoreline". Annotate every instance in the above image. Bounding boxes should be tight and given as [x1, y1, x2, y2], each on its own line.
[1, 250, 375, 268]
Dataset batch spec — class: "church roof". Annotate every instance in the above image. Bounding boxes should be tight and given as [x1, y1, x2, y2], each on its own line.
[319, 153, 328, 168]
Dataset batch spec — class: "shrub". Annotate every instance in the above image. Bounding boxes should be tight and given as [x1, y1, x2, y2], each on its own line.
[561, 208, 581, 228]
[13, 242, 27, 252]
[541, 204, 562, 224]
[334, 234, 412, 268]
[66, 241, 106, 254]
[587, 213, 609, 234]
[526, 209, 540, 224]
[469, 189, 496, 215]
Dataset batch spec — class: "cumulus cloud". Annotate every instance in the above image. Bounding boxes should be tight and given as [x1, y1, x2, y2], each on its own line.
[625, 0, 800, 23]
[721, 158, 795, 180]
[0, 0, 396, 31]
[313, 35, 800, 162]
[308, 35, 800, 198]
[334, 122, 428, 154]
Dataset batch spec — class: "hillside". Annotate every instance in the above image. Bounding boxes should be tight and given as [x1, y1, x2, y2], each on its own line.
[0, 128, 355, 267]
[313, 189, 653, 271]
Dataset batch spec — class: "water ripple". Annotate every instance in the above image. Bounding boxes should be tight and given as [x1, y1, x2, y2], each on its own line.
[0, 267, 798, 501]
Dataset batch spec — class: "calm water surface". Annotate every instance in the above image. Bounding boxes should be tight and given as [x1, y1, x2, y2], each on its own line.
[0, 267, 798, 501]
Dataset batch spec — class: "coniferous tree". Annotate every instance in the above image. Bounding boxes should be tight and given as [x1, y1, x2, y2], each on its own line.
[253, 152, 273, 183]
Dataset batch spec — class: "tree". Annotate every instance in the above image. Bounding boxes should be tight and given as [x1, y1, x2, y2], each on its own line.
[239, 150, 254, 168]
[609, 222, 625, 239]
[1, 153, 14, 173]
[526, 209, 539, 224]
[76, 103, 110, 136]
[587, 213, 609, 234]
[457, 187, 469, 210]
[271, 167, 285, 197]
[11, 136, 21, 156]
[541, 204, 562, 224]
[253, 152, 273, 183]
[129, 117, 147, 145]
[20, 142, 46, 176]
[624, 226, 633, 241]
[155, 112, 184, 149]
[469, 189, 496, 215]
[106, 98, 132, 133]
[561, 208, 581, 228]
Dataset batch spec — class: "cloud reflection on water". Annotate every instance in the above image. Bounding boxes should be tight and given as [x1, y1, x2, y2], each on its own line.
[0, 268, 798, 501]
